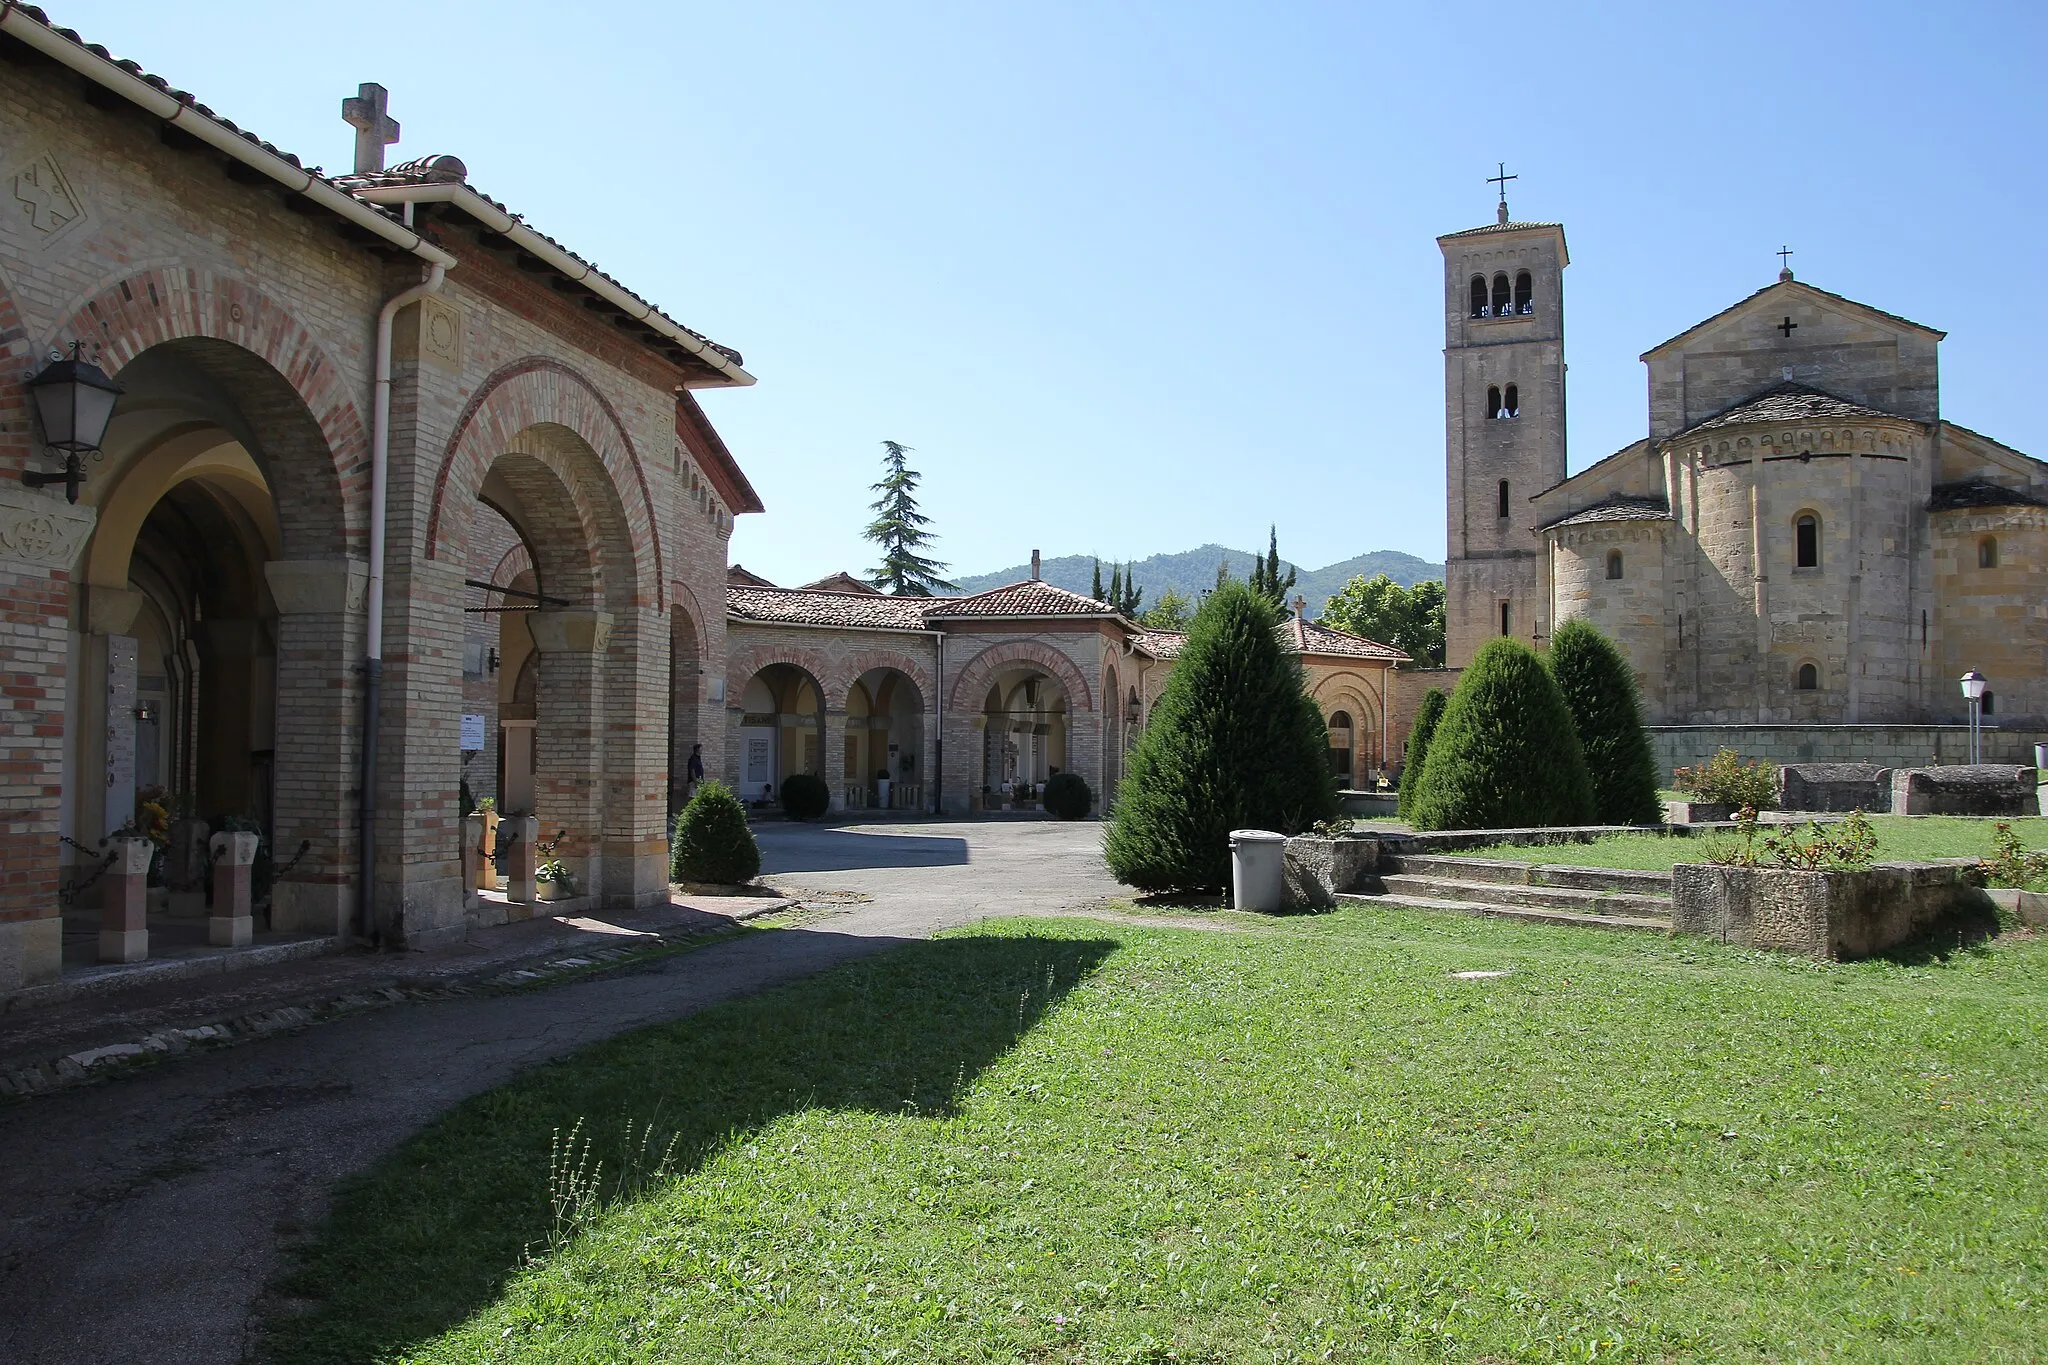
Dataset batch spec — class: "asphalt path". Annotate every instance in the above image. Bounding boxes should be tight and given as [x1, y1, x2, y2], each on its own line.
[0, 819, 1116, 1364]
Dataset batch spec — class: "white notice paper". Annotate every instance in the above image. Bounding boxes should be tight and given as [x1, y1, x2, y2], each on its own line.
[460, 713, 487, 751]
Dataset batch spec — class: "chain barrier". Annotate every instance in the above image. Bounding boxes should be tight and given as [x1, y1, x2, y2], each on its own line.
[57, 834, 117, 907]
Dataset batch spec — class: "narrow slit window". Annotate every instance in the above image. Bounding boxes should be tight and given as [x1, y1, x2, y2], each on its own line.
[1504, 383, 1520, 417]
[1606, 550, 1623, 580]
[1499, 601, 1511, 636]
[1514, 270, 1533, 314]
[1469, 276, 1488, 318]
[1795, 513, 1819, 569]
[1491, 273, 1511, 316]
[1797, 663, 1819, 691]
[1497, 479, 1511, 519]
[1980, 536, 1999, 569]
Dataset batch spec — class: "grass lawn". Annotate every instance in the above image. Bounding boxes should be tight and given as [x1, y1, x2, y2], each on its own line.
[1461, 816, 2048, 872]
[265, 908, 2048, 1363]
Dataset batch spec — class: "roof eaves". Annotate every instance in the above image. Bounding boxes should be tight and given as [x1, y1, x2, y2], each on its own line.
[676, 391, 764, 515]
[1641, 278, 1944, 360]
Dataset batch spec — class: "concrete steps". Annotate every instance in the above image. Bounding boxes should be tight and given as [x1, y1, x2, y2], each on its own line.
[1352, 853, 1673, 933]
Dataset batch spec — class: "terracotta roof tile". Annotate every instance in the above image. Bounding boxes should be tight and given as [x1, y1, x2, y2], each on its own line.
[1438, 219, 1564, 239]
[796, 572, 883, 594]
[1132, 623, 1404, 663]
[726, 586, 930, 631]
[921, 581, 1117, 619]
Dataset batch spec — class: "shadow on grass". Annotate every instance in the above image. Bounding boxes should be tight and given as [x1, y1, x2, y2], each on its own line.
[263, 931, 1117, 1365]
[1867, 903, 2005, 966]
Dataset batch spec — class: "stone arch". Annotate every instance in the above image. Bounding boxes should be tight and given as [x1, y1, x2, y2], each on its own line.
[727, 642, 835, 706]
[489, 538, 534, 590]
[427, 357, 660, 606]
[947, 639, 1094, 714]
[46, 267, 364, 556]
[838, 646, 934, 711]
[669, 579, 711, 661]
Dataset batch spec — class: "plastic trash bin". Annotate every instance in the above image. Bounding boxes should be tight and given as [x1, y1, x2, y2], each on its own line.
[1229, 829, 1289, 912]
[2035, 743, 2047, 772]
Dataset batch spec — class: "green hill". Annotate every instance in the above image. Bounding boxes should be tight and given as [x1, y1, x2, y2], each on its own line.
[953, 544, 1442, 617]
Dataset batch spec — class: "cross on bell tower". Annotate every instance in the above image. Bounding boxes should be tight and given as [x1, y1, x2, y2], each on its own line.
[1487, 161, 1517, 224]
[342, 82, 400, 175]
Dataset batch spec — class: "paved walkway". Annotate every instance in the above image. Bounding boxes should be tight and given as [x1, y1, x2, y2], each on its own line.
[0, 820, 1117, 1365]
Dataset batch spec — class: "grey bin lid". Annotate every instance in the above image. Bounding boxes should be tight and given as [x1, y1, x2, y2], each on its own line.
[1228, 829, 1288, 844]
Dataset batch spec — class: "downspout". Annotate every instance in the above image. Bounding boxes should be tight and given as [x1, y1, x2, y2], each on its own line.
[931, 629, 944, 814]
[360, 263, 448, 942]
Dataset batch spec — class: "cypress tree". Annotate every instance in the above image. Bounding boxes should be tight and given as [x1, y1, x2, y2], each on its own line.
[1546, 619, 1661, 825]
[670, 779, 761, 884]
[1396, 687, 1448, 820]
[1408, 638, 1595, 832]
[1091, 559, 1105, 602]
[1103, 582, 1338, 892]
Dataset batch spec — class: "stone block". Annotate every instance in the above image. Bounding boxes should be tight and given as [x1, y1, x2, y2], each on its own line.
[208, 831, 257, 948]
[1671, 861, 1992, 960]
[98, 837, 153, 964]
[1779, 764, 1890, 813]
[501, 815, 540, 906]
[1663, 799, 1734, 824]
[1282, 835, 1381, 910]
[1889, 766, 2039, 817]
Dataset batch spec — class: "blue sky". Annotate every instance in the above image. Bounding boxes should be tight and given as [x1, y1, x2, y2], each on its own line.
[75, 0, 2045, 584]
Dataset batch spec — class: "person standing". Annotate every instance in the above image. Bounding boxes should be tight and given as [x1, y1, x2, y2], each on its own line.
[686, 742, 705, 797]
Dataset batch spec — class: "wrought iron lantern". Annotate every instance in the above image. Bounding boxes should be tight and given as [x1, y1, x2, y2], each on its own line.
[24, 342, 123, 503]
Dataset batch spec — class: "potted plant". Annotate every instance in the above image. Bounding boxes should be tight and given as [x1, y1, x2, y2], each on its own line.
[535, 855, 573, 902]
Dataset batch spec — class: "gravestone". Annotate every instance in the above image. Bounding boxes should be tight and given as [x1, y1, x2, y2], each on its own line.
[1889, 765, 2039, 817]
[1779, 763, 1890, 813]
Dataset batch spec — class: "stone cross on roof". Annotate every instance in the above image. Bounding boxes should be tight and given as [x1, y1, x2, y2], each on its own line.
[1292, 594, 1307, 620]
[342, 82, 400, 175]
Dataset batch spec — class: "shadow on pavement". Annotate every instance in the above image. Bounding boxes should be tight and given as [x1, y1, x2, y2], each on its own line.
[263, 927, 1118, 1364]
[759, 827, 971, 873]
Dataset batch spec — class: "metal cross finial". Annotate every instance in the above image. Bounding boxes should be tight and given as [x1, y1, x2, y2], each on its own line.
[1776, 244, 1795, 281]
[341, 82, 400, 175]
[1487, 162, 1517, 223]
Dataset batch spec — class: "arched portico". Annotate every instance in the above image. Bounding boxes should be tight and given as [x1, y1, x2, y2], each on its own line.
[1311, 671, 1388, 787]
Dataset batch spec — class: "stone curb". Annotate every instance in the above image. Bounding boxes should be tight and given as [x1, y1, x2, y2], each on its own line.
[0, 901, 792, 1102]
[2, 935, 346, 1015]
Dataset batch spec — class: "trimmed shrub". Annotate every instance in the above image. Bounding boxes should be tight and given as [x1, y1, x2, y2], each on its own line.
[1408, 637, 1595, 832]
[670, 780, 760, 884]
[1396, 687, 1448, 820]
[1103, 582, 1338, 892]
[1674, 748, 1779, 810]
[1043, 772, 1093, 820]
[780, 772, 830, 821]
[1546, 619, 1661, 826]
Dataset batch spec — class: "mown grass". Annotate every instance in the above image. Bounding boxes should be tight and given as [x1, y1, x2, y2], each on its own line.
[266, 909, 2048, 1363]
[1463, 815, 2048, 872]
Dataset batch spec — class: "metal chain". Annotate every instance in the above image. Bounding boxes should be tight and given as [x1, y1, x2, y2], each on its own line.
[57, 835, 117, 907]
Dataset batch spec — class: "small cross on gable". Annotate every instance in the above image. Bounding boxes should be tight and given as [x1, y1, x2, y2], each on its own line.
[1777, 316, 1799, 338]
[342, 82, 400, 175]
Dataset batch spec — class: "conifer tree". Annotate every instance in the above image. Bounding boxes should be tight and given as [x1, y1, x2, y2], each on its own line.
[1091, 559, 1105, 602]
[1408, 638, 1595, 832]
[1109, 563, 1124, 612]
[1547, 619, 1662, 825]
[670, 780, 761, 884]
[1103, 582, 1338, 892]
[1247, 526, 1298, 608]
[1396, 687, 1448, 819]
[1111, 561, 1143, 615]
[863, 441, 956, 595]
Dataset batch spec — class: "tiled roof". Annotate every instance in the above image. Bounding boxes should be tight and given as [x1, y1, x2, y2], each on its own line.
[1130, 624, 1405, 663]
[796, 572, 883, 594]
[1540, 495, 1674, 530]
[1672, 383, 1908, 440]
[921, 581, 1117, 619]
[1929, 480, 2048, 511]
[1134, 630, 1186, 660]
[726, 586, 931, 631]
[1439, 220, 1564, 239]
[727, 564, 775, 588]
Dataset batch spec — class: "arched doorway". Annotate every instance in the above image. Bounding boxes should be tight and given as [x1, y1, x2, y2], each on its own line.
[979, 668, 1069, 802]
[845, 668, 926, 810]
[736, 663, 825, 802]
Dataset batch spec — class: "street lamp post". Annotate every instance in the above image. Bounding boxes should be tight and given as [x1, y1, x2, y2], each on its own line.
[1960, 670, 1988, 765]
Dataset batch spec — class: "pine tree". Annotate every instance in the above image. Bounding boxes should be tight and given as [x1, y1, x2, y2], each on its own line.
[1109, 563, 1124, 612]
[1091, 559, 1105, 602]
[1395, 687, 1448, 819]
[863, 441, 956, 595]
[1103, 582, 1338, 892]
[1408, 638, 1595, 832]
[1547, 619, 1662, 825]
[1247, 526, 1297, 608]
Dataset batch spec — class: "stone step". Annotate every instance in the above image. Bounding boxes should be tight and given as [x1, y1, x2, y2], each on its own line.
[1341, 892, 1670, 934]
[1385, 854, 1674, 896]
[1379, 873, 1671, 920]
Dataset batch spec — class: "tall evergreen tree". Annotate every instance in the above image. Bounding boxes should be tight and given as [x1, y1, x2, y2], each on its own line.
[863, 441, 956, 595]
[1396, 687, 1448, 819]
[1247, 525, 1298, 608]
[1091, 559, 1105, 602]
[1103, 582, 1338, 892]
[1111, 561, 1144, 616]
[1408, 638, 1595, 832]
[1547, 619, 1662, 825]
[1108, 563, 1124, 612]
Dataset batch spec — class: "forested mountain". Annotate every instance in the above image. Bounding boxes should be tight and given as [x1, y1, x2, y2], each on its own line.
[952, 545, 1443, 617]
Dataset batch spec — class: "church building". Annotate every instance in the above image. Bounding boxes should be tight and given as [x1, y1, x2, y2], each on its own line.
[1440, 195, 2046, 763]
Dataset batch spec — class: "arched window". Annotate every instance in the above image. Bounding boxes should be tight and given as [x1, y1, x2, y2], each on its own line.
[1504, 383, 1520, 417]
[1797, 662, 1819, 691]
[1980, 536, 1999, 569]
[1606, 550, 1623, 580]
[1327, 710, 1354, 780]
[1469, 276, 1488, 318]
[1514, 270, 1533, 314]
[1486, 384, 1502, 419]
[1795, 513, 1820, 569]
[1491, 273, 1511, 316]
[1497, 479, 1511, 518]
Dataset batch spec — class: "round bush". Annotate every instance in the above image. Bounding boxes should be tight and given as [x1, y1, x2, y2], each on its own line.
[670, 780, 760, 884]
[1547, 619, 1661, 826]
[779, 772, 830, 821]
[1409, 637, 1595, 832]
[1104, 582, 1338, 892]
[1396, 687, 1448, 821]
[1043, 771, 1092, 820]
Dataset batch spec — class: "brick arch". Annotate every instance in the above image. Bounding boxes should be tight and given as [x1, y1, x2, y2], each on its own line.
[726, 644, 832, 707]
[1310, 668, 1385, 724]
[669, 580, 710, 660]
[840, 647, 934, 712]
[489, 539, 534, 589]
[47, 266, 366, 552]
[427, 357, 660, 606]
[947, 640, 1094, 714]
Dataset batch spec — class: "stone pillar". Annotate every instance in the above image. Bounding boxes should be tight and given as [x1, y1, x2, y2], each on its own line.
[0, 483, 96, 990]
[597, 605, 670, 908]
[964, 715, 988, 813]
[373, 555, 467, 946]
[263, 559, 368, 937]
[208, 829, 258, 947]
[99, 836, 153, 963]
[501, 814, 539, 908]
[823, 707, 847, 811]
[527, 610, 610, 902]
[459, 813, 484, 909]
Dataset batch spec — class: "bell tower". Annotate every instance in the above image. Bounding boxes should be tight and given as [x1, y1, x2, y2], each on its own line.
[1438, 178, 1568, 668]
